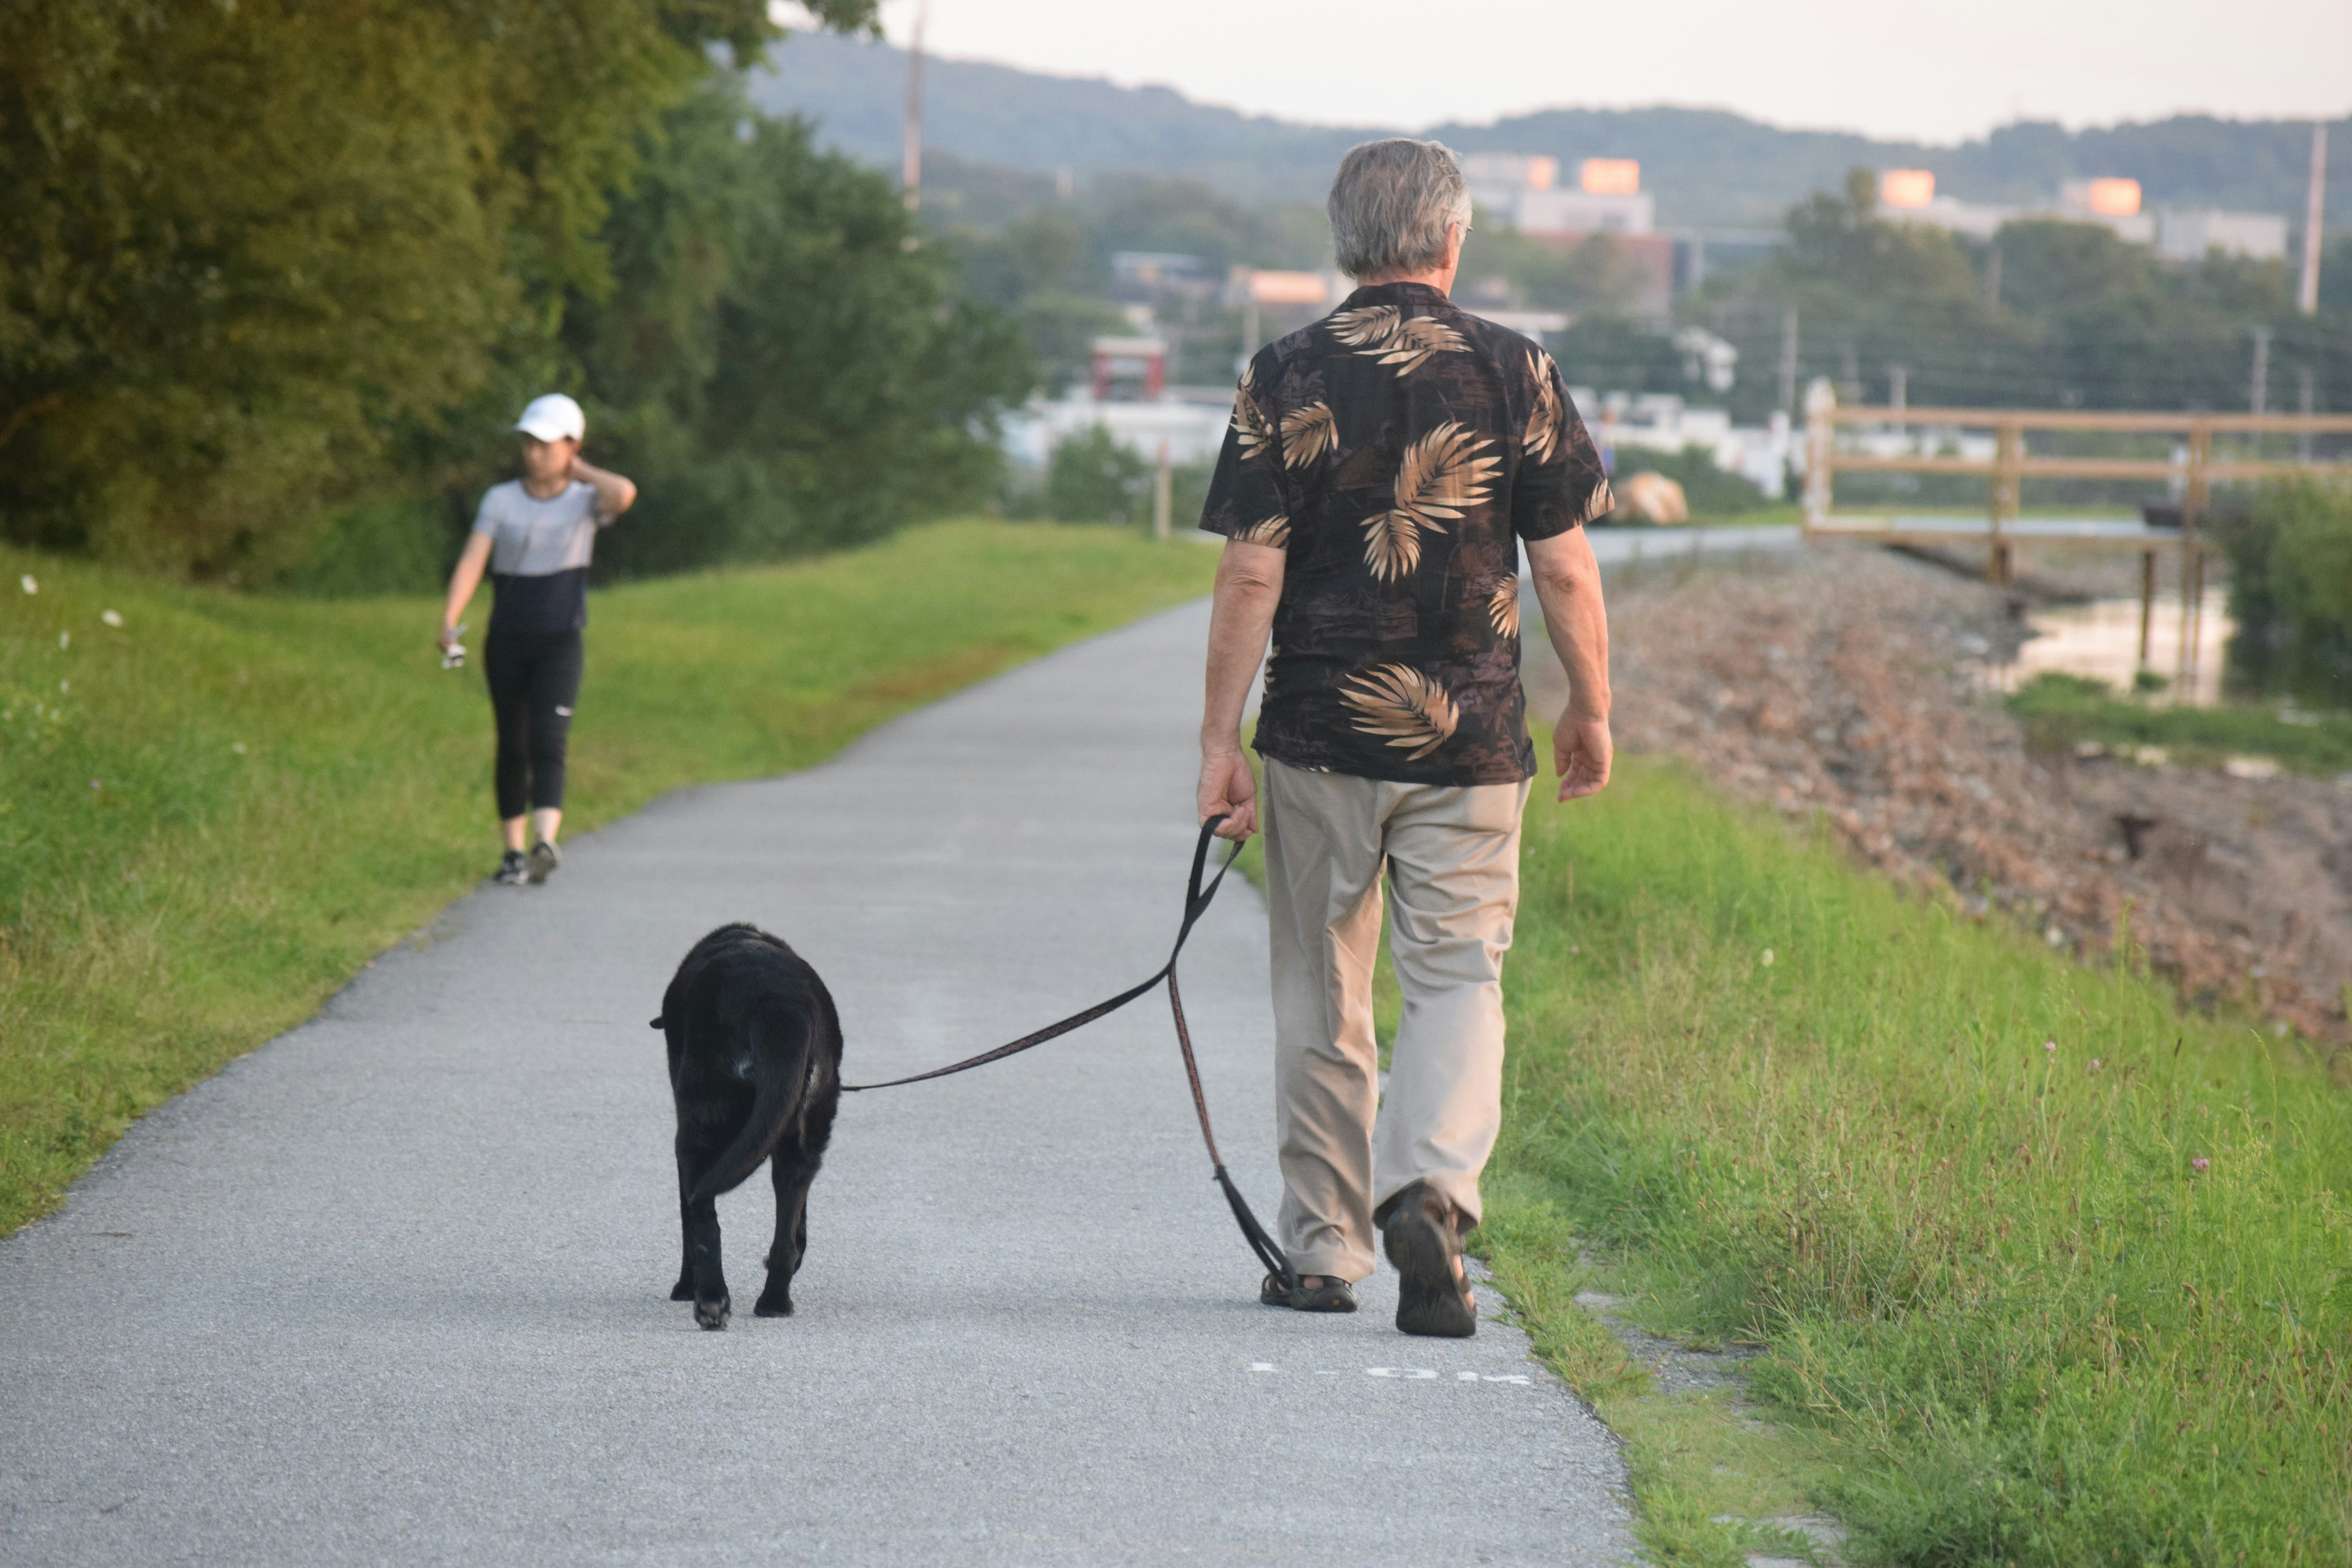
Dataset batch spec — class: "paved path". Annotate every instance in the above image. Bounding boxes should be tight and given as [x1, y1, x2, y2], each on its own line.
[0, 601, 1632, 1566]
[1582, 521, 1802, 567]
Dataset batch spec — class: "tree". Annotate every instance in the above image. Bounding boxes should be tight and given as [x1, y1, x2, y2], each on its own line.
[566, 85, 1034, 576]
[0, 0, 876, 575]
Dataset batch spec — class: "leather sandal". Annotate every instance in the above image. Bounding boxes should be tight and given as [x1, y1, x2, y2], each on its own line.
[1381, 1181, 1477, 1338]
[1260, 1272, 1358, 1313]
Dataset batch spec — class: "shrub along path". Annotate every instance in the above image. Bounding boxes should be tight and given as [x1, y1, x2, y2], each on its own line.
[0, 599, 1632, 1565]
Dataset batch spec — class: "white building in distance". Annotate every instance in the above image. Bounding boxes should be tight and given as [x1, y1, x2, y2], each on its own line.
[1878, 170, 2288, 262]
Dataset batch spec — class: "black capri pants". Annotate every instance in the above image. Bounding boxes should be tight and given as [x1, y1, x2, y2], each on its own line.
[483, 629, 584, 819]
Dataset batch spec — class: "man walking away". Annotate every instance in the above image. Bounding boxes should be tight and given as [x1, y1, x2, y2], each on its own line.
[1194, 138, 1614, 1337]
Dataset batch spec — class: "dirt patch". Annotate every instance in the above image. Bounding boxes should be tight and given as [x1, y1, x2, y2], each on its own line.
[1526, 544, 2352, 1050]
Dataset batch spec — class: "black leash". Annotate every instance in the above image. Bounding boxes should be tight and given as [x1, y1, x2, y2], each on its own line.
[841, 817, 1296, 1292]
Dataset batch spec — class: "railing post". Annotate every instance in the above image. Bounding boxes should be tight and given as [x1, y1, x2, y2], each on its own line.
[2178, 420, 2211, 691]
[1989, 420, 2022, 583]
[1802, 378, 1836, 533]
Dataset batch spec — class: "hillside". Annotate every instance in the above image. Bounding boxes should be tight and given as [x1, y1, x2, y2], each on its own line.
[749, 30, 2349, 230]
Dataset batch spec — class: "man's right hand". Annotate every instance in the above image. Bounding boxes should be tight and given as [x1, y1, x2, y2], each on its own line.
[1198, 748, 1259, 840]
[1554, 716, 1612, 802]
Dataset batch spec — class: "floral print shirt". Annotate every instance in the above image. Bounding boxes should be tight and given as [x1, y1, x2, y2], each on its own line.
[1199, 281, 1612, 786]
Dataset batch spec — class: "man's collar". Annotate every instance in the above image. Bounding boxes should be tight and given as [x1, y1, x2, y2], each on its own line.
[1339, 280, 1449, 310]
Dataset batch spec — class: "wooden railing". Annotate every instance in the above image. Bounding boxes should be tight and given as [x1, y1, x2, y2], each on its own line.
[1798, 385, 2352, 677]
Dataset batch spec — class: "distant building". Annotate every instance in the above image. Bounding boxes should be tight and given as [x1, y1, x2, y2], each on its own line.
[1110, 251, 1209, 301]
[1463, 153, 1669, 316]
[1091, 336, 1166, 402]
[1878, 168, 2286, 261]
[1468, 153, 1656, 236]
[1461, 152, 1559, 215]
[2154, 208, 2290, 264]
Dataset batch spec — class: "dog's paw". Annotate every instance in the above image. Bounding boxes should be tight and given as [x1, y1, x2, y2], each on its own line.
[669, 1276, 693, 1302]
[694, 1294, 731, 1331]
[752, 1290, 794, 1318]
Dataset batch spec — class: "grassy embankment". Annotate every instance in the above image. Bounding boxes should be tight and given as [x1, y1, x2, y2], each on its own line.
[2008, 670, 2352, 776]
[1478, 750, 2352, 1566]
[0, 521, 1216, 1234]
[1231, 732, 2349, 1563]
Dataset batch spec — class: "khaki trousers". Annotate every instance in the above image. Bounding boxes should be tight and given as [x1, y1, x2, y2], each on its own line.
[1260, 758, 1529, 1283]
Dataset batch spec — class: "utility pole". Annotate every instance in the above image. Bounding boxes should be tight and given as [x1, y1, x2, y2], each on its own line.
[1888, 364, 1908, 416]
[1152, 441, 1173, 541]
[2249, 326, 2272, 415]
[899, 0, 928, 233]
[2299, 122, 2328, 316]
[1776, 308, 1799, 414]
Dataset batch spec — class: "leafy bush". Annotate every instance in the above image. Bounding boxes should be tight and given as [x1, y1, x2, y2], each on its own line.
[277, 500, 460, 600]
[2218, 475, 2352, 687]
[1041, 426, 1153, 525]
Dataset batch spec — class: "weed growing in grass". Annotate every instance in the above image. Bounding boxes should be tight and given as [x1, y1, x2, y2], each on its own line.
[1486, 754, 2352, 1565]
[0, 522, 1216, 1233]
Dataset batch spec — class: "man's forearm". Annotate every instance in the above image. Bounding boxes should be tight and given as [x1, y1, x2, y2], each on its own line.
[1201, 542, 1285, 749]
[1527, 535, 1610, 722]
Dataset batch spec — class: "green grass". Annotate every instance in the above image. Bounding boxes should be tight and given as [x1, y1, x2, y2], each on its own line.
[2007, 671, 2352, 776]
[1481, 752, 2352, 1566]
[0, 520, 1216, 1233]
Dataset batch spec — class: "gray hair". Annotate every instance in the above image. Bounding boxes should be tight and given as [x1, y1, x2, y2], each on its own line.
[1326, 138, 1472, 280]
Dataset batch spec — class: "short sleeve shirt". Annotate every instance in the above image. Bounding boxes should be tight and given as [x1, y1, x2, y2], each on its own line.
[471, 479, 613, 636]
[1199, 281, 1612, 786]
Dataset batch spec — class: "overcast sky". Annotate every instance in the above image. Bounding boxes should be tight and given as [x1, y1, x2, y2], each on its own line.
[853, 0, 2350, 145]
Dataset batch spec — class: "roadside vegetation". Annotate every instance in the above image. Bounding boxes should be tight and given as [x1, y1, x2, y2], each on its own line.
[0, 521, 1216, 1234]
[1480, 752, 2351, 1566]
[2007, 671, 2352, 776]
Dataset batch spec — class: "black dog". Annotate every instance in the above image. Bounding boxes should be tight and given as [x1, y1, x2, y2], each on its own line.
[650, 924, 842, 1329]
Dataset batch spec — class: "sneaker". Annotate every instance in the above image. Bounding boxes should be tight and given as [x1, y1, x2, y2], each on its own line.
[527, 839, 561, 884]
[493, 850, 529, 886]
[1381, 1181, 1478, 1338]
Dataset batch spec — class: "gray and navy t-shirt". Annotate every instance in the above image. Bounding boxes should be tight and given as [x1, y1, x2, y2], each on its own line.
[470, 480, 616, 636]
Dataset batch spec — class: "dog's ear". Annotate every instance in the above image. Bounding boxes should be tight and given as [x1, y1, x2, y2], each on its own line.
[649, 1016, 665, 1030]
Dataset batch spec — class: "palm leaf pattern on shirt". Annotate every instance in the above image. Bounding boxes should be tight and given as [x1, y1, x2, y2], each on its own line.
[1360, 420, 1499, 581]
[1231, 362, 1274, 462]
[1488, 575, 1520, 637]
[1280, 402, 1337, 467]
[1576, 477, 1617, 526]
[1233, 513, 1291, 547]
[1339, 664, 1459, 761]
[1523, 351, 1564, 464]
[1328, 305, 1467, 377]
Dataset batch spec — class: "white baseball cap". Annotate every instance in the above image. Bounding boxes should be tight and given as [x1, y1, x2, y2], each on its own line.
[513, 393, 585, 443]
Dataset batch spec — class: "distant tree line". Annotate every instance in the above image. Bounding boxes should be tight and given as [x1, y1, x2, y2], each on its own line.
[1688, 170, 2352, 424]
[0, 0, 1035, 586]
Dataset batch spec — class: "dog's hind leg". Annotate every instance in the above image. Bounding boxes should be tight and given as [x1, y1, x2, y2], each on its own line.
[754, 1145, 820, 1318]
[675, 1147, 732, 1329]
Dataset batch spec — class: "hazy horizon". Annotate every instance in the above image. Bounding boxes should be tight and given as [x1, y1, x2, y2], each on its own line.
[815, 0, 2350, 147]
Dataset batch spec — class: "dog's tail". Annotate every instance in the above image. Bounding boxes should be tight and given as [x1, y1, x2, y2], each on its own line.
[684, 1002, 818, 1205]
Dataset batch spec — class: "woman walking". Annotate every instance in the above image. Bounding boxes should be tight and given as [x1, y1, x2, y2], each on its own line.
[438, 394, 638, 885]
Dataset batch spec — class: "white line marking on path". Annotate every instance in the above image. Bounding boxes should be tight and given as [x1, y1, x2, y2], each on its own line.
[1249, 1364, 1535, 1384]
